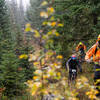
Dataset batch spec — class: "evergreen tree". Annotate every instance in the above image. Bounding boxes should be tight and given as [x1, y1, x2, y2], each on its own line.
[0, 0, 26, 99]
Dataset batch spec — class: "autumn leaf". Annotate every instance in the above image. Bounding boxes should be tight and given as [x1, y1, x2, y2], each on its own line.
[25, 23, 32, 32]
[19, 54, 28, 59]
[34, 70, 42, 76]
[55, 32, 60, 36]
[34, 30, 40, 38]
[57, 23, 64, 27]
[51, 22, 56, 27]
[47, 7, 55, 14]
[42, 21, 48, 25]
[25, 27, 32, 32]
[33, 62, 39, 66]
[56, 55, 63, 59]
[47, 31, 52, 35]
[42, 35, 48, 40]
[41, 1, 48, 6]
[40, 11, 48, 18]
[50, 16, 55, 21]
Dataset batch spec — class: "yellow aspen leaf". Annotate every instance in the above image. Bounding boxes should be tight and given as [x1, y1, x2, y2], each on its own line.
[41, 89, 48, 94]
[57, 23, 64, 27]
[27, 80, 33, 85]
[49, 70, 54, 76]
[56, 55, 63, 59]
[33, 62, 39, 66]
[51, 22, 56, 27]
[31, 82, 42, 95]
[43, 75, 48, 79]
[40, 11, 48, 18]
[46, 50, 54, 56]
[47, 7, 55, 14]
[41, 1, 48, 6]
[33, 76, 39, 80]
[50, 16, 55, 21]
[42, 35, 48, 40]
[42, 21, 48, 25]
[34, 30, 40, 38]
[19, 54, 28, 59]
[55, 32, 60, 36]
[25, 27, 32, 32]
[57, 72, 61, 77]
[86, 92, 90, 95]
[53, 63, 57, 67]
[47, 31, 52, 35]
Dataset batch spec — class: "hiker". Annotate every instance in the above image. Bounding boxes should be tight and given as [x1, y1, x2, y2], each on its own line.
[85, 34, 100, 96]
[76, 42, 86, 61]
[66, 54, 82, 83]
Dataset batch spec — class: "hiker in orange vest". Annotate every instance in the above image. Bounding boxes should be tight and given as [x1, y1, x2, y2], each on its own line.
[76, 42, 86, 56]
[85, 35, 100, 96]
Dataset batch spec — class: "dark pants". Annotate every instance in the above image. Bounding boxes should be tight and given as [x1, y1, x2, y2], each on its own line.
[94, 64, 100, 95]
[68, 69, 77, 81]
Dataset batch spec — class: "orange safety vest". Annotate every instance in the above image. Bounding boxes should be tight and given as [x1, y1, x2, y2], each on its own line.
[85, 43, 100, 62]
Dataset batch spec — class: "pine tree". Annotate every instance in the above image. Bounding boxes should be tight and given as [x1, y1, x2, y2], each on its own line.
[0, 0, 26, 99]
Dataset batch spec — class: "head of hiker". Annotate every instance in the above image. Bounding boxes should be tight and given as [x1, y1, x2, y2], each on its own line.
[71, 54, 77, 60]
[79, 42, 83, 46]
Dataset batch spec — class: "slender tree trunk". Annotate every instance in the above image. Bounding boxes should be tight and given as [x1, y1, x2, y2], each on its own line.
[93, 13, 98, 25]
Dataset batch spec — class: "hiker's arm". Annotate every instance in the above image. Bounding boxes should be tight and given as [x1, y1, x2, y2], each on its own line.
[66, 58, 71, 71]
[85, 44, 96, 61]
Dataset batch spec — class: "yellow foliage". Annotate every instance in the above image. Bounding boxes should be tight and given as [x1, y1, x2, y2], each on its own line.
[50, 16, 55, 21]
[53, 63, 58, 67]
[33, 76, 39, 80]
[43, 75, 48, 79]
[31, 82, 42, 96]
[25, 27, 32, 32]
[27, 80, 33, 85]
[47, 31, 52, 35]
[48, 69, 55, 76]
[33, 62, 39, 66]
[51, 22, 56, 27]
[41, 1, 48, 6]
[41, 59, 45, 65]
[25, 23, 32, 32]
[86, 89, 98, 100]
[56, 72, 61, 77]
[47, 7, 55, 14]
[55, 32, 60, 36]
[42, 35, 48, 40]
[40, 11, 48, 18]
[19, 54, 28, 59]
[34, 30, 40, 38]
[47, 39, 53, 44]
[34, 70, 42, 76]
[57, 23, 64, 27]
[46, 50, 54, 56]
[29, 54, 37, 61]
[42, 21, 48, 25]
[56, 55, 63, 59]
[26, 23, 31, 27]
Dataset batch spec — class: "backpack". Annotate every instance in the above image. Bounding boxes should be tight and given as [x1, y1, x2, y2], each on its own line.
[94, 46, 100, 55]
